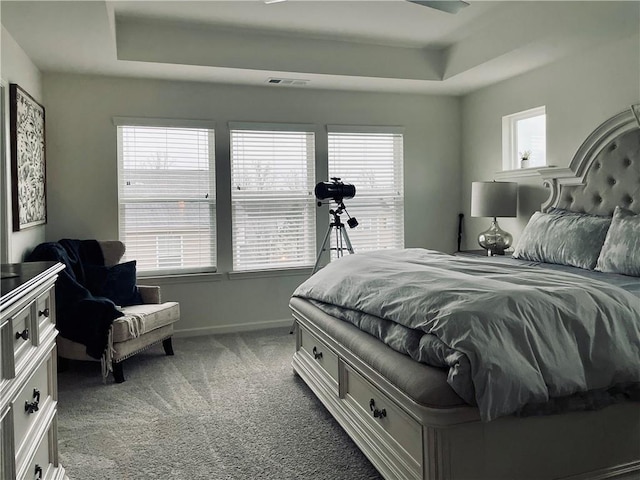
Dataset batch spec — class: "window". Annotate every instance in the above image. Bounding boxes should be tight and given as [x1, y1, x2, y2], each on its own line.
[502, 106, 546, 170]
[328, 128, 404, 255]
[230, 124, 316, 271]
[157, 235, 183, 269]
[116, 122, 216, 275]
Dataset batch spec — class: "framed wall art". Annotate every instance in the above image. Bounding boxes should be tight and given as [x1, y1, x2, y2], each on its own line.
[10, 83, 46, 231]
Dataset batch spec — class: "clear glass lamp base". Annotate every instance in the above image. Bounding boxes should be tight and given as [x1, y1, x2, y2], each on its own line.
[477, 218, 513, 256]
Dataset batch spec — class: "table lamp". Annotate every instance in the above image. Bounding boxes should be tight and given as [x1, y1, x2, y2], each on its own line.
[471, 181, 518, 256]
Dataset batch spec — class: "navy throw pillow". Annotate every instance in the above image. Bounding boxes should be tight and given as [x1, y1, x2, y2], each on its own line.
[85, 261, 143, 307]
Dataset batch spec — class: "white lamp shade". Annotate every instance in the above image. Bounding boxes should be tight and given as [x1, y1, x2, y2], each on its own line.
[471, 181, 518, 218]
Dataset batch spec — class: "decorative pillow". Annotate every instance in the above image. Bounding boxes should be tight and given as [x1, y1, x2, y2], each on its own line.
[595, 206, 640, 276]
[512, 210, 611, 269]
[547, 207, 608, 217]
[85, 261, 143, 306]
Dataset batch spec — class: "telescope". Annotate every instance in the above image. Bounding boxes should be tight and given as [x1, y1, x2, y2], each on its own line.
[314, 177, 356, 203]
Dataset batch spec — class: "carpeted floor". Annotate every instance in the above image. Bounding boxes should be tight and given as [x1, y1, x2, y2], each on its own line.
[57, 328, 383, 480]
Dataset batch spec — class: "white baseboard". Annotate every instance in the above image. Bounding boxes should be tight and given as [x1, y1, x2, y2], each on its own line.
[174, 318, 293, 337]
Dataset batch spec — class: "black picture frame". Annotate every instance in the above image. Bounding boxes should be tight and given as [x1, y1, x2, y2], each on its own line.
[10, 83, 46, 231]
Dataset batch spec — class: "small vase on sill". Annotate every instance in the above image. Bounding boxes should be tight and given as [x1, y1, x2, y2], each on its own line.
[520, 159, 529, 169]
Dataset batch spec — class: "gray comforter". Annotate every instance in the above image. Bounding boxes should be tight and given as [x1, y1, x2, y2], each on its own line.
[293, 249, 640, 421]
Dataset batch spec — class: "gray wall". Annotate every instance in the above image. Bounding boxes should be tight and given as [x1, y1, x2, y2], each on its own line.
[460, 34, 640, 250]
[42, 73, 462, 334]
[1, 26, 45, 263]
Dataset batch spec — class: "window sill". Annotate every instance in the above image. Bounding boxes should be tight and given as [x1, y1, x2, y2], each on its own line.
[228, 266, 313, 280]
[494, 166, 560, 180]
[137, 266, 314, 283]
[137, 271, 224, 285]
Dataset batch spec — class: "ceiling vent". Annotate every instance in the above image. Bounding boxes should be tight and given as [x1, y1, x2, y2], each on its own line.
[267, 77, 310, 86]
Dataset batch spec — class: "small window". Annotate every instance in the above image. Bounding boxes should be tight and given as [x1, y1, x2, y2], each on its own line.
[502, 106, 546, 170]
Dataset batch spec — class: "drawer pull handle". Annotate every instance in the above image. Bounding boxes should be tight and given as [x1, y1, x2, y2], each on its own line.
[25, 400, 39, 414]
[369, 398, 387, 419]
[15, 328, 29, 341]
[38, 308, 50, 317]
[312, 346, 323, 360]
[25, 389, 40, 414]
[35, 464, 43, 479]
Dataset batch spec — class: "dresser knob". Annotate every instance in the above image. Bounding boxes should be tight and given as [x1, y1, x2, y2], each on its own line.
[25, 400, 39, 414]
[25, 388, 40, 414]
[312, 346, 323, 360]
[34, 464, 43, 479]
[15, 328, 29, 341]
[38, 308, 50, 317]
[369, 398, 387, 419]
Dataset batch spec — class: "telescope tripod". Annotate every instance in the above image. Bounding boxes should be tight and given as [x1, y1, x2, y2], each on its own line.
[290, 205, 356, 334]
[312, 205, 355, 274]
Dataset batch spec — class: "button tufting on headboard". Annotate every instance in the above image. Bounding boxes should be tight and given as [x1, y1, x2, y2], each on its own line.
[549, 127, 640, 216]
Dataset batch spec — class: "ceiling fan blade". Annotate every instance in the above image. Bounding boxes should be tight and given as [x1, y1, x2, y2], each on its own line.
[408, 1, 470, 14]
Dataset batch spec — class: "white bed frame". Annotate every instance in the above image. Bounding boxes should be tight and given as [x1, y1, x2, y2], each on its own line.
[291, 105, 640, 480]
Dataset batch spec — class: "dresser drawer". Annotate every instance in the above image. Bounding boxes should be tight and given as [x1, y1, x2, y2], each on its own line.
[1, 320, 10, 380]
[21, 425, 51, 480]
[1, 405, 16, 480]
[299, 326, 339, 385]
[343, 364, 423, 468]
[35, 293, 53, 332]
[11, 305, 35, 369]
[13, 360, 50, 456]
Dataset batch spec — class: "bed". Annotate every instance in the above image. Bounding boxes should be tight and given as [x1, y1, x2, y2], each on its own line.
[289, 105, 640, 480]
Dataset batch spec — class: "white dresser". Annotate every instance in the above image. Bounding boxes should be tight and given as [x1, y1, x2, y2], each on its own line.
[1, 262, 67, 480]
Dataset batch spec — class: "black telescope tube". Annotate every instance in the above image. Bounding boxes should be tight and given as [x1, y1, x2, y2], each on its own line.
[314, 181, 356, 201]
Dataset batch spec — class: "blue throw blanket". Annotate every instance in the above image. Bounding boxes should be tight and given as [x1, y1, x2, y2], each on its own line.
[27, 239, 123, 359]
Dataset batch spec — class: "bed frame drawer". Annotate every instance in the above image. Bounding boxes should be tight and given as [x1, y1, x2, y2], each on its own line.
[299, 325, 339, 385]
[342, 363, 423, 479]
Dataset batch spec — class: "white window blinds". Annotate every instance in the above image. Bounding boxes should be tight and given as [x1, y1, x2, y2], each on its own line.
[328, 130, 404, 255]
[230, 126, 316, 271]
[117, 125, 216, 275]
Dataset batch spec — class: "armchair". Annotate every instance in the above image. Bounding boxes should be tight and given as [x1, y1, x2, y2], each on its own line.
[56, 241, 180, 382]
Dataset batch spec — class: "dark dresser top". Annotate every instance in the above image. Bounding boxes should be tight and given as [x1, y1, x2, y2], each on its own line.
[1, 261, 65, 311]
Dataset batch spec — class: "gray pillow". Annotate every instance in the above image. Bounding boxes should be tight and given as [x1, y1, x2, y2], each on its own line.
[595, 206, 640, 276]
[513, 210, 611, 269]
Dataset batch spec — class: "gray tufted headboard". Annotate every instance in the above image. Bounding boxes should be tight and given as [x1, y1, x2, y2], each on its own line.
[542, 105, 640, 216]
